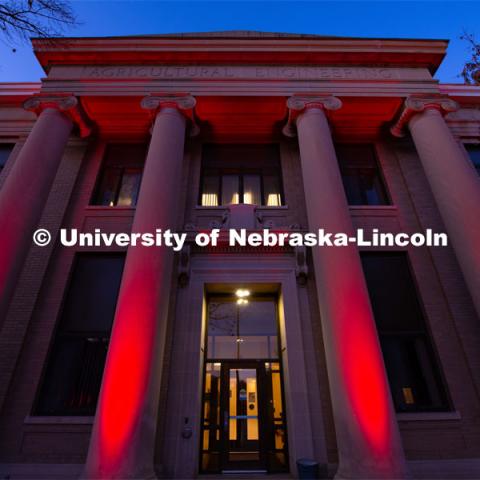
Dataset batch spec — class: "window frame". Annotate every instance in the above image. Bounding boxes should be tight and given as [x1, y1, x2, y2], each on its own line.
[335, 142, 392, 206]
[198, 144, 285, 207]
[200, 169, 267, 207]
[361, 251, 452, 413]
[91, 143, 147, 207]
[204, 293, 281, 361]
[464, 142, 480, 176]
[32, 253, 125, 417]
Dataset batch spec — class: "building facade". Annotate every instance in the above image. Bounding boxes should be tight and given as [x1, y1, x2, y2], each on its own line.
[0, 31, 480, 479]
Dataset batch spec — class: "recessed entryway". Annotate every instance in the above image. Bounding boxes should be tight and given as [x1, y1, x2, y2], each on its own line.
[200, 291, 288, 474]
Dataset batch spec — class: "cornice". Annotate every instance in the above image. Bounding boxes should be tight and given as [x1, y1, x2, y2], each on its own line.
[439, 84, 480, 96]
[0, 82, 41, 94]
[438, 84, 480, 108]
[31, 37, 447, 75]
[445, 105, 480, 140]
[31, 36, 448, 52]
[0, 83, 41, 106]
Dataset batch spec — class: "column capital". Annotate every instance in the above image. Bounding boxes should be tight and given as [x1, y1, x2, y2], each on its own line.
[282, 95, 342, 137]
[23, 94, 92, 138]
[390, 94, 459, 138]
[140, 94, 199, 136]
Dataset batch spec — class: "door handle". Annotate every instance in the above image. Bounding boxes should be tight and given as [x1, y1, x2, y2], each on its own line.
[224, 410, 229, 430]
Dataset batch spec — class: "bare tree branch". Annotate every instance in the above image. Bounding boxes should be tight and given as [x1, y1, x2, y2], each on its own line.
[0, 0, 76, 46]
[460, 31, 480, 85]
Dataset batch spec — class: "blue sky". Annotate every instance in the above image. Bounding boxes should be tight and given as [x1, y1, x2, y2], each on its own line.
[1, 1, 479, 83]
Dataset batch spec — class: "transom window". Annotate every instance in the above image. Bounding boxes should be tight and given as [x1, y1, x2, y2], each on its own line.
[92, 144, 147, 207]
[361, 252, 449, 412]
[336, 143, 390, 206]
[465, 144, 480, 176]
[207, 296, 279, 360]
[200, 144, 284, 207]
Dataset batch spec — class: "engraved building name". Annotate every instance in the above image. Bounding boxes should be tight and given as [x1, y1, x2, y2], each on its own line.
[74, 65, 407, 80]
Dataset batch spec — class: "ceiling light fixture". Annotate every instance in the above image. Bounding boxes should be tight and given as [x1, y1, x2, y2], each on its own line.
[235, 289, 250, 298]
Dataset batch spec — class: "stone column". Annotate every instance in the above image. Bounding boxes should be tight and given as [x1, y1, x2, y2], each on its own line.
[392, 95, 480, 318]
[83, 95, 197, 479]
[0, 95, 91, 322]
[284, 96, 408, 479]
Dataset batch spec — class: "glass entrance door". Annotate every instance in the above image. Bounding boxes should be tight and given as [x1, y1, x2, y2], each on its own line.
[222, 364, 263, 471]
[201, 360, 288, 473]
[200, 294, 288, 473]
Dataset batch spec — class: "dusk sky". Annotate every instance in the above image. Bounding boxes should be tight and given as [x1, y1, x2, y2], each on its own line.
[1, 1, 479, 83]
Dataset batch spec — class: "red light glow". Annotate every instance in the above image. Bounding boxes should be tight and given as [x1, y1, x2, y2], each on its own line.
[339, 283, 391, 456]
[95, 256, 163, 473]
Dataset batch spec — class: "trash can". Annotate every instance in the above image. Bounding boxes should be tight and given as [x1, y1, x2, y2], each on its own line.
[297, 458, 319, 479]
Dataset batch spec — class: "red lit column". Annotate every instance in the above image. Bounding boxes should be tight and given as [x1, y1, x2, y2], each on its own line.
[0, 95, 91, 322]
[83, 95, 197, 479]
[284, 96, 408, 479]
[392, 95, 480, 318]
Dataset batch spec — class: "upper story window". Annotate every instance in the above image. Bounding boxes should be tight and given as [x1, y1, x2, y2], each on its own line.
[199, 144, 284, 207]
[0, 143, 14, 175]
[335, 144, 390, 206]
[361, 252, 449, 412]
[35, 254, 125, 416]
[465, 144, 480, 176]
[92, 144, 147, 207]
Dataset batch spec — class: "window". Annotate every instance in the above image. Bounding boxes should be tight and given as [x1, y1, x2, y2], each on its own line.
[336, 144, 390, 205]
[199, 144, 284, 207]
[361, 252, 449, 412]
[35, 254, 125, 415]
[92, 144, 147, 207]
[207, 296, 279, 360]
[465, 144, 480, 176]
[0, 143, 14, 175]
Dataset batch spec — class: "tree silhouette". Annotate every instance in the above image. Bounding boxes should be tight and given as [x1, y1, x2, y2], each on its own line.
[0, 0, 76, 46]
[460, 32, 480, 85]
[208, 302, 237, 336]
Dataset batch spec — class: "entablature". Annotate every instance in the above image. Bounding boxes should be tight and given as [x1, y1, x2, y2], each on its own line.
[25, 32, 452, 140]
[34, 61, 442, 140]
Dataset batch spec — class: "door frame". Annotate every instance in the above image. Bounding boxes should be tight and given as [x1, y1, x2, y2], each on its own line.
[163, 264, 326, 478]
[219, 360, 269, 472]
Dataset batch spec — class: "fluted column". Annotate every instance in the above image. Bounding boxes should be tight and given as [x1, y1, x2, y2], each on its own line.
[392, 95, 480, 318]
[0, 95, 91, 322]
[285, 96, 408, 479]
[83, 95, 197, 479]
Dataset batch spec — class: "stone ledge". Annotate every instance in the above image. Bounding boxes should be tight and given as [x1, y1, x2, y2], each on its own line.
[24, 415, 94, 425]
[397, 411, 461, 422]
